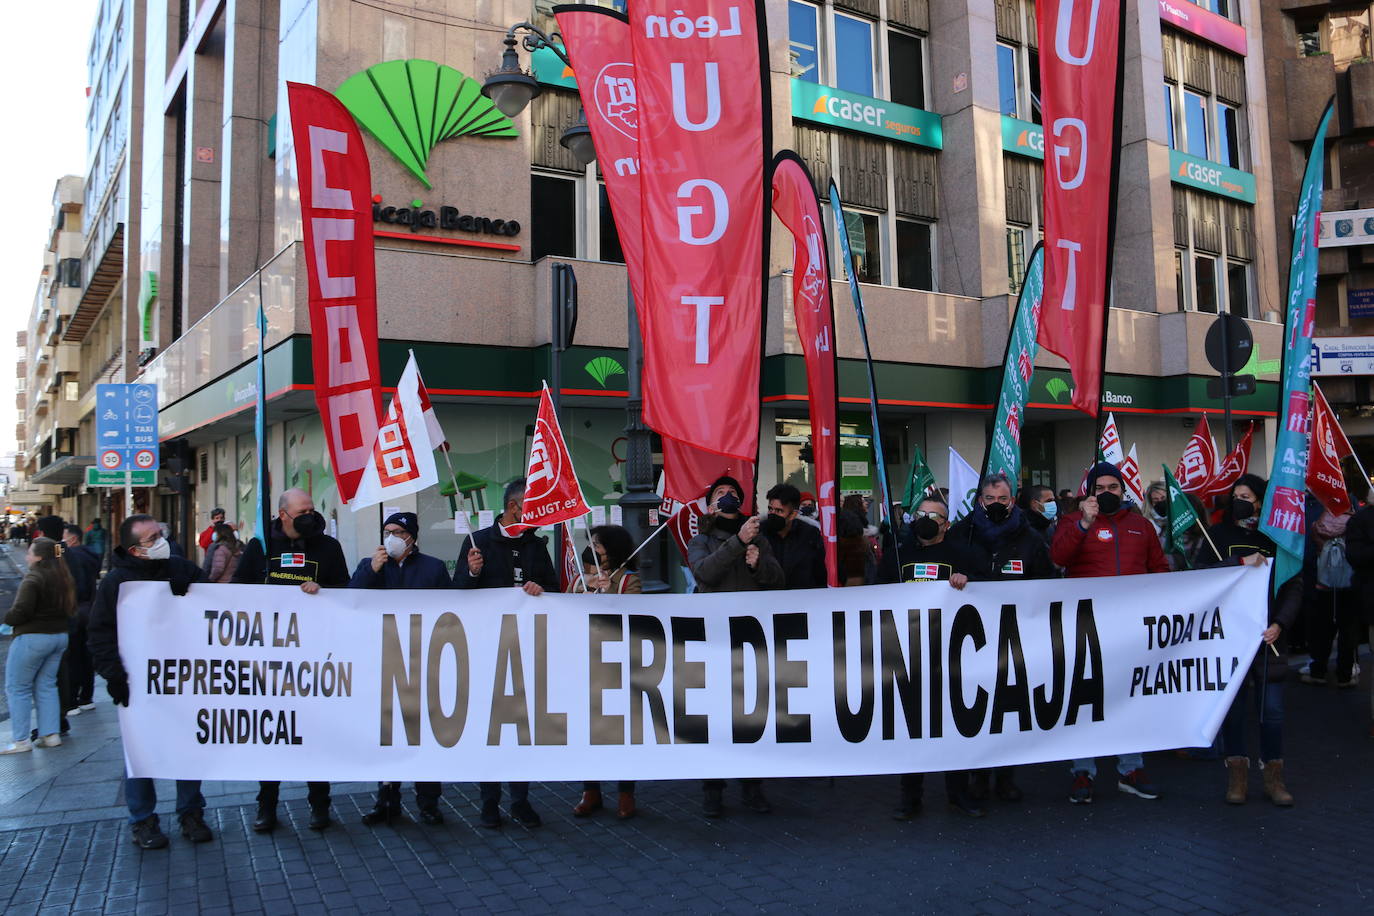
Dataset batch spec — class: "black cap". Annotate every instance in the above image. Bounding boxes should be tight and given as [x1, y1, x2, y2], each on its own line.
[383, 512, 419, 539]
[705, 476, 744, 501]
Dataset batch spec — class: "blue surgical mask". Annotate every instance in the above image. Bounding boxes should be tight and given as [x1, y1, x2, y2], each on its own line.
[1042, 502, 1059, 521]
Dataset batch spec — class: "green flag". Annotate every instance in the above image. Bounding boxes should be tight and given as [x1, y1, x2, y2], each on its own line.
[1162, 465, 1199, 566]
[903, 445, 936, 511]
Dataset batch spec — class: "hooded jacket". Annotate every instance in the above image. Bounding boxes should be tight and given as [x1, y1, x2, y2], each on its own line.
[1051, 507, 1169, 577]
[452, 522, 558, 591]
[232, 513, 350, 587]
[87, 547, 204, 687]
[687, 514, 784, 592]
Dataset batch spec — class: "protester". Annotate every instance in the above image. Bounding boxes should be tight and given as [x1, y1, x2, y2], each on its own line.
[86, 515, 211, 848]
[206, 523, 244, 583]
[761, 483, 827, 589]
[1052, 461, 1168, 803]
[349, 511, 450, 826]
[454, 478, 556, 829]
[880, 495, 988, 819]
[1301, 504, 1359, 687]
[1016, 483, 1058, 542]
[234, 488, 349, 833]
[197, 507, 226, 557]
[158, 522, 186, 559]
[2, 538, 75, 755]
[33, 516, 77, 731]
[948, 474, 1056, 804]
[571, 524, 642, 820]
[85, 518, 108, 564]
[797, 491, 821, 528]
[1341, 497, 1374, 737]
[835, 509, 875, 586]
[1195, 476, 1299, 805]
[61, 525, 101, 715]
[689, 476, 783, 817]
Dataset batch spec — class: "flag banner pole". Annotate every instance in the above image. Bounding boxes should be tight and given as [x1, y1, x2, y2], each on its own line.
[255, 302, 269, 543]
[566, 520, 589, 593]
[611, 517, 672, 580]
[985, 243, 1045, 482]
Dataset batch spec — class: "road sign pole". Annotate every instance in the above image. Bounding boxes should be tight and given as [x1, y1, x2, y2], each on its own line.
[125, 473, 133, 523]
[1219, 316, 1235, 453]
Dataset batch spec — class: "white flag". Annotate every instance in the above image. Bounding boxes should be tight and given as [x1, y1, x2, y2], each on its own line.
[1098, 412, 1125, 466]
[350, 352, 444, 511]
[948, 447, 980, 521]
[1121, 443, 1145, 506]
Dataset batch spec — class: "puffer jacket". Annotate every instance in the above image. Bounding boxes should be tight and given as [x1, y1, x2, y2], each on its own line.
[1051, 507, 1169, 578]
[687, 515, 784, 593]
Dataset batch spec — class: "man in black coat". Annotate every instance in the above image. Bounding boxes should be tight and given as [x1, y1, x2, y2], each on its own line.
[1339, 500, 1374, 738]
[761, 483, 827, 589]
[61, 525, 102, 711]
[87, 513, 210, 850]
[948, 473, 1057, 804]
[233, 487, 349, 833]
[453, 478, 556, 828]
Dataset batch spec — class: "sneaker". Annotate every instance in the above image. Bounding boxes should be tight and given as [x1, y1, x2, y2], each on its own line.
[1298, 662, 1311, 676]
[1118, 769, 1160, 800]
[65, 707, 82, 717]
[509, 799, 542, 828]
[131, 816, 169, 850]
[0, 739, 33, 755]
[418, 807, 444, 826]
[947, 792, 986, 818]
[36, 734, 61, 748]
[1337, 673, 1360, 689]
[1069, 771, 1093, 804]
[1300, 668, 1328, 685]
[178, 809, 213, 843]
[79, 703, 96, 711]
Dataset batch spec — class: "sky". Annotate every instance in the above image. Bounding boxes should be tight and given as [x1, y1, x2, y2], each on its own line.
[0, 1, 100, 458]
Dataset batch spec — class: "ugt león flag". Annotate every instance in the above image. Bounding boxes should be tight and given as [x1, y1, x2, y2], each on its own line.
[522, 383, 590, 531]
[350, 352, 443, 511]
[1036, 0, 1126, 416]
[1174, 416, 1218, 495]
[1308, 383, 1354, 515]
[1202, 423, 1254, 506]
[287, 81, 383, 504]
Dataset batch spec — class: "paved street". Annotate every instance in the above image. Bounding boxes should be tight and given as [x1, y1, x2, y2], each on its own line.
[0, 616, 1370, 914]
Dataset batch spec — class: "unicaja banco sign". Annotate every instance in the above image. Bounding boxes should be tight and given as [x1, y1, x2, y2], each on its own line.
[335, 60, 518, 189]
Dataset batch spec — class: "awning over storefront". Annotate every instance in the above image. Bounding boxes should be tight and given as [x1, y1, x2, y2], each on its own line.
[29, 455, 96, 486]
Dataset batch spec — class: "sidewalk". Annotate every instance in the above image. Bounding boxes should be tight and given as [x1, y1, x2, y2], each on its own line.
[0, 655, 1371, 914]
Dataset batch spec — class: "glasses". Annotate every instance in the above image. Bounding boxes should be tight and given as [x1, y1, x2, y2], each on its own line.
[914, 510, 946, 522]
[383, 528, 410, 538]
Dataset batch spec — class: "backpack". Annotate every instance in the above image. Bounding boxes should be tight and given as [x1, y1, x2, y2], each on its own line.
[1318, 536, 1354, 589]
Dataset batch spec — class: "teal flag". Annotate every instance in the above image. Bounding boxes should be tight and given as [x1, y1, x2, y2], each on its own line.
[986, 244, 1045, 481]
[1260, 99, 1336, 594]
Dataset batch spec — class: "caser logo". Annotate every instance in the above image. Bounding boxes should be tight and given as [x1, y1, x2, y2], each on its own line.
[1016, 129, 1045, 153]
[812, 95, 890, 130]
[335, 60, 518, 189]
[1177, 159, 1242, 195]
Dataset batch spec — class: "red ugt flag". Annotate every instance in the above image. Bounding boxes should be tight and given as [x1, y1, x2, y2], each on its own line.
[1202, 423, 1254, 505]
[1308, 384, 1353, 515]
[1175, 416, 1218, 495]
[521, 383, 590, 530]
[1036, 0, 1126, 416]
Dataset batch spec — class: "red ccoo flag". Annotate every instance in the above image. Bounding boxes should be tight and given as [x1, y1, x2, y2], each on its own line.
[521, 383, 590, 532]
[1174, 416, 1218, 495]
[1308, 384, 1354, 515]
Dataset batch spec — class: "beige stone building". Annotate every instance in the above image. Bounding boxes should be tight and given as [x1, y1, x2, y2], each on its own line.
[73, 0, 1292, 573]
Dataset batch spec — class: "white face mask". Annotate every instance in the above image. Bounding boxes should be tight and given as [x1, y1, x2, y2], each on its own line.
[384, 534, 410, 559]
[142, 537, 171, 561]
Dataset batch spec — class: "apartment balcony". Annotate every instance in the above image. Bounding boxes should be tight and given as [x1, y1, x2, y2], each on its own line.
[66, 223, 123, 344]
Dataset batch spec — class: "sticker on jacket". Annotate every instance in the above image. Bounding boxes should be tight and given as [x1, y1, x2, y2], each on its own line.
[902, 562, 951, 582]
[1001, 560, 1024, 575]
[1096, 529, 1114, 542]
[266, 553, 319, 585]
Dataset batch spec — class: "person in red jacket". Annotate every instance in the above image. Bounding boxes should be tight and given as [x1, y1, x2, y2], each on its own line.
[196, 507, 225, 557]
[1051, 461, 1169, 804]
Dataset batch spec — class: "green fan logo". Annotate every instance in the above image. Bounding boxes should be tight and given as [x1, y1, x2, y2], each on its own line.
[335, 59, 518, 190]
[584, 357, 626, 388]
[1044, 377, 1070, 402]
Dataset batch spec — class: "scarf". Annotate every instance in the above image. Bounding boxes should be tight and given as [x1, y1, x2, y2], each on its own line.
[969, 503, 1022, 546]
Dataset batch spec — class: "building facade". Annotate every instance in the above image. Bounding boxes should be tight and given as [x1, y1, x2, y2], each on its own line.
[100, 0, 1290, 573]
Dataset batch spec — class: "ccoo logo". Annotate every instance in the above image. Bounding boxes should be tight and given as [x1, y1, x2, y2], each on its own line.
[594, 62, 638, 140]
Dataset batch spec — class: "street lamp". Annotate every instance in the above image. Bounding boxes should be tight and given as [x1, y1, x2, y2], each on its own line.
[485, 21, 669, 593]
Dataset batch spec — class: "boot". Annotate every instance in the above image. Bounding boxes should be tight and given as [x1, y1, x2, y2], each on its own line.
[1261, 759, 1294, 807]
[1224, 756, 1248, 805]
[617, 792, 637, 820]
[308, 804, 332, 830]
[702, 786, 724, 818]
[252, 803, 278, 833]
[573, 789, 603, 817]
[362, 785, 402, 826]
[740, 783, 771, 814]
[994, 770, 1023, 802]
[967, 771, 990, 801]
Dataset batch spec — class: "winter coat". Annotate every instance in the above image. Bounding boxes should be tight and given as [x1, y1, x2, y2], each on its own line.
[232, 514, 350, 587]
[452, 523, 559, 591]
[948, 509, 1058, 581]
[1342, 505, 1374, 626]
[209, 543, 244, 583]
[761, 518, 828, 589]
[87, 548, 203, 687]
[687, 515, 784, 593]
[1050, 507, 1170, 578]
[349, 550, 452, 589]
[571, 568, 642, 594]
[4, 570, 75, 635]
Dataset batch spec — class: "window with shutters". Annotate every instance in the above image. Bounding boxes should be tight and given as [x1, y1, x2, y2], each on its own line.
[1172, 188, 1253, 316]
[529, 90, 625, 264]
[995, 0, 1040, 123]
[1003, 155, 1042, 294]
[1161, 31, 1249, 169]
[787, 1, 929, 109]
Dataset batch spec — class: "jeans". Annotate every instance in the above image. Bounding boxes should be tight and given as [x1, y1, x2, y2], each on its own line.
[1221, 676, 1283, 761]
[257, 781, 331, 809]
[1307, 587, 1359, 679]
[1070, 754, 1144, 779]
[480, 782, 529, 806]
[125, 777, 205, 825]
[6, 632, 68, 742]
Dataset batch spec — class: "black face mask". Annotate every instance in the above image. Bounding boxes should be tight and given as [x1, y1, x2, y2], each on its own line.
[763, 513, 787, 535]
[799, 505, 815, 517]
[1150, 500, 1167, 517]
[913, 516, 940, 541]
[984, 503, 1010, 524]
[1096, 492, 1122, 516]
[716, 493, 741, 515]
[290, 511, 323, 539]
[1231, 498, 1255, 522]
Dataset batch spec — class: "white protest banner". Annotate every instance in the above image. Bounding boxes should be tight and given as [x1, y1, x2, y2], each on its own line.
[116, 566, 1267, 781]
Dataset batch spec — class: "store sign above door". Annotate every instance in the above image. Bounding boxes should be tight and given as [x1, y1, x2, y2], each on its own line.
[1318, 208, 1374, 248]
[791, 80, 942, 150]
[533, 46, 578, 90]
[1157, 0, 1247, 56]
[1001, 116, 1044, 159]
[1169, 150, 1255, 203]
